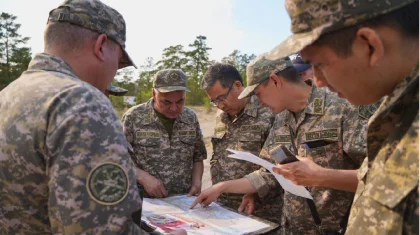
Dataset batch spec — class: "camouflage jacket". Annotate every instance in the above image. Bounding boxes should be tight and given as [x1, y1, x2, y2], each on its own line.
[0, 53, 144, 234]
[346, 64, 419, 235]
[121, 99, 207, 197]
[210, 95, 278, 222]
[246, 86, 377, 235]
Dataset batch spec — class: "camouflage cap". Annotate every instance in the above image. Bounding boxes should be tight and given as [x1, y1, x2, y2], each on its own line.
[238, 54, 292, 99]
[153, 69, 190, 93]
[266, 0, 416, 61]
[48, 0, 137, 69]
[107, 84, 128, 96]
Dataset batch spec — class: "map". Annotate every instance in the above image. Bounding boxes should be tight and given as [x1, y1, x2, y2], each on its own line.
[142, 195, 271, 235]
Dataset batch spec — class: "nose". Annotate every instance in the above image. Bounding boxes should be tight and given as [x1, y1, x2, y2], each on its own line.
[216, 101, 226, 109]
[169, 103, 178, 112]
[313, 66, 328, 88]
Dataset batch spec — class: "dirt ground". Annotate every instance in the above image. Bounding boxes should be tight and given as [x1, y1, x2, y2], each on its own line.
[189, 106, 218, 190]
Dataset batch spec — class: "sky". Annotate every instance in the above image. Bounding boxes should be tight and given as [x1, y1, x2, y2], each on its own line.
[1, 0, 291, 68]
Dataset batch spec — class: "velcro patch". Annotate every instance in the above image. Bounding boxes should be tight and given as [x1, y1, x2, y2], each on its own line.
[275, 134, 291, 143]
[136, 131, 161, 139]
[178, 130, 196, 137]
[313, 98, 324, 115]
[87, 162, 129, 206]
[305, 129, 338, 141]
[240, 125, 261, 132]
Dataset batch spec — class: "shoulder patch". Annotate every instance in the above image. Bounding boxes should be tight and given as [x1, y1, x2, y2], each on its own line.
[358, 105, 376, 120]
[87, 163, 129, 205]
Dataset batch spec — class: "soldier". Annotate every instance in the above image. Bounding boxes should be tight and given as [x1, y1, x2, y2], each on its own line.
[106, 84, 128, 97]
[122, 69, 207, 198]
[266, 0, 419, 234]
[291, 54, 313, 81]
[193, 55, 378, 234]
[199, 63, 281, 226]
[0, 0, 145, 233]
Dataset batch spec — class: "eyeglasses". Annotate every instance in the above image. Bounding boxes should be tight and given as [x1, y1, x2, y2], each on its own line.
[210, 83, 234, 107]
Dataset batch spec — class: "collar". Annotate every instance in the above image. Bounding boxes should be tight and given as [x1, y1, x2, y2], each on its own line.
[304, 85, 326, 115]
[28, 53, 77, 78]
[370, 62, 419, 122]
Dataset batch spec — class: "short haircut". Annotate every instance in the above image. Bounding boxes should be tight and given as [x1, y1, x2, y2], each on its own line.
[312, 2, 419, 57]
[275, 66, 300, 84]
[201, 63, 243, 90]
[44, 22, 101, 53]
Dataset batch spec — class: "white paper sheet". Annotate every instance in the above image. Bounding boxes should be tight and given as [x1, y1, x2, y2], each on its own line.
[143, 195, 270, 234]
[227, 149, 313, 200]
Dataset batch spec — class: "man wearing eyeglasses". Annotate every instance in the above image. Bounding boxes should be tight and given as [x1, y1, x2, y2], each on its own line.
[122, 69, 207, 198]
[198, 63, 281, 226]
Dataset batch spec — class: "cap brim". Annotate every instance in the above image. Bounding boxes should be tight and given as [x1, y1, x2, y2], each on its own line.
[119, 48, 137, 69]
[238, 84, 259, 100]
[156, 86, 190, 93]
[293, 64, 311, 73]
[107, 84, 128, 96]
[265, 23, 331, 61]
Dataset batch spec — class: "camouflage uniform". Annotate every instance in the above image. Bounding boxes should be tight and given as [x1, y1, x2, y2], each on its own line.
[0, 1, 146, 234]
[346, 64, 419, 235]
[248, 85, 379, 234]
[210, 95, 280, 222]
[121, 70, 206, 197]
[0, 53, 143, 234]
[262, 0, 419, 234]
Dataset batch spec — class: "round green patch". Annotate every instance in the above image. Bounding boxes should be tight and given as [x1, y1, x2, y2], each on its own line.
[87, 162, 129, 205]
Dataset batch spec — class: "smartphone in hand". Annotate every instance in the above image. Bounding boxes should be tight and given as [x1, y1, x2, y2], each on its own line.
[269, 145, 299, 164]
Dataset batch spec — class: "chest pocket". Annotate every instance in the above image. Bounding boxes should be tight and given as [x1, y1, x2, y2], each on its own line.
[237, 130, 262, 155]
[302, 128, 342, 169]
[175, 130, 196, 161]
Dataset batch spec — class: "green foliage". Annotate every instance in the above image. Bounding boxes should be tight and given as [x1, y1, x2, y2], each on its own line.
[221, 50, 256, 86]
[111, 35, 256, 109]
[0, 12, 31, 90]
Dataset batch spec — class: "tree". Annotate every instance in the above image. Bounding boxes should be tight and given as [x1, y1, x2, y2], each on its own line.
[155, 45, 188, 71]
[136, 57, 156, 104]
[0, 12, 31, 90]
[184, 35, 212, 106]
[222, 50, 256, 86]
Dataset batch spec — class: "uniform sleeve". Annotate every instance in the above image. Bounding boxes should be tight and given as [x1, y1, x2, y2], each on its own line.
[46, 88, 143, 234]
[193, 117, 207, 162]
[245, 148, 283, 198]
[341, 102, 378, 166]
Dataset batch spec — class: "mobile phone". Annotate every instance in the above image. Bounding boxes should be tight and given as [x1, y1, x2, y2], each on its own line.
[269, 145, 299, 164]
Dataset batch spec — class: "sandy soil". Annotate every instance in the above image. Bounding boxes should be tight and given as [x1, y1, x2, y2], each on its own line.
[189, 106, 218, 190]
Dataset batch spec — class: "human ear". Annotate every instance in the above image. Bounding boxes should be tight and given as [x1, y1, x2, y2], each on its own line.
[355, 27, 384, 67]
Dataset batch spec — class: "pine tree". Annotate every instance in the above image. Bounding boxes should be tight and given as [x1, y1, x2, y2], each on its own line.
[0, 12, 31, 90]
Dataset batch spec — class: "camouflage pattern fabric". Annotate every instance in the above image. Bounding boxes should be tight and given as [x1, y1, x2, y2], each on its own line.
[121, 98, 207, 197]
[346, 64, 419, 235]
[0, 53, 144, 234]
[107, 84, 128, 96]
[48, 0, 136, 68]
[246, 85, 379, 235]
[265, 0, 416, 61]
[239, 55, 292, 99]
[210, 95, 281, 224]
[153, 69, 190, 92]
